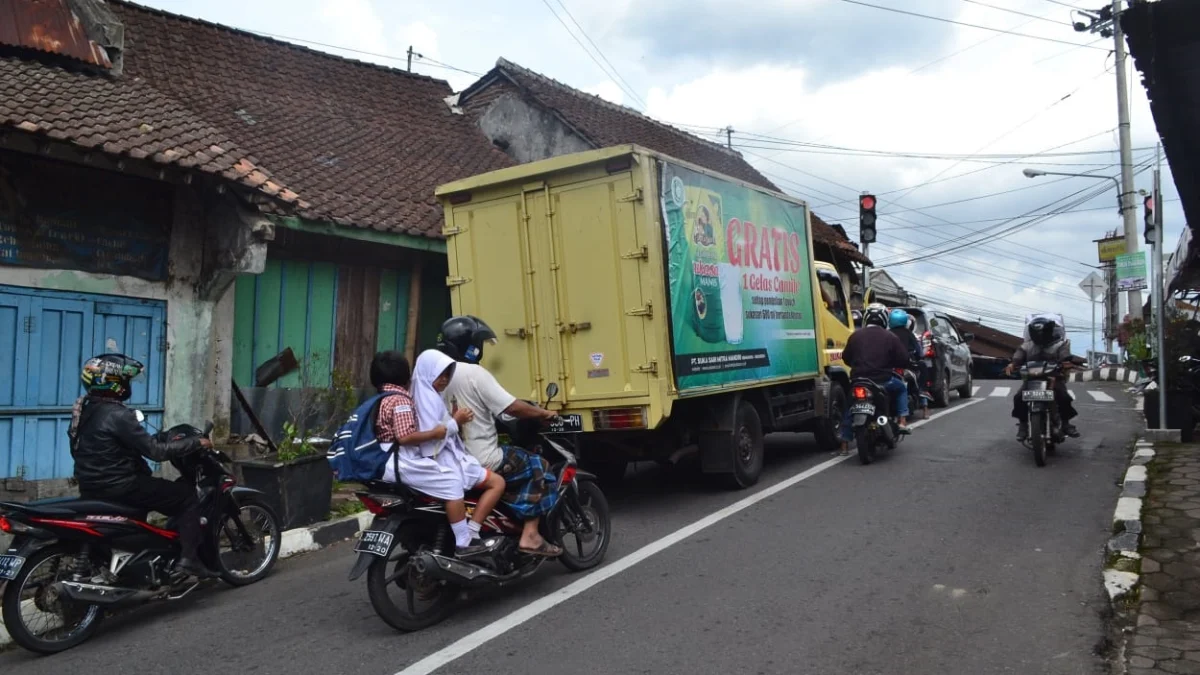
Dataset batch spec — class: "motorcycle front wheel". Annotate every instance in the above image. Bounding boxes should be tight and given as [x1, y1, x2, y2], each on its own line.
[215, 499, 281, 586]
[555, 480, 611, 572]
[366, 524, 457, 632]
[1, 544, 103, 654]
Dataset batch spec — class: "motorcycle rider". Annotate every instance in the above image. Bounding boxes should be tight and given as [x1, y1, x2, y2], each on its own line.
[888, 309, 928, 418]
[1004, 316, 1080, 441]
[69, 354, 215, 578]
[436, 316, 564, 557]
[839, 304, 914, 454]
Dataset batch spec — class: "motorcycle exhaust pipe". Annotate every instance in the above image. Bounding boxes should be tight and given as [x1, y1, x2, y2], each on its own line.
[411, 550, 504, 587]
[59, 581, 159, 606]
[876, 416, 889, 427]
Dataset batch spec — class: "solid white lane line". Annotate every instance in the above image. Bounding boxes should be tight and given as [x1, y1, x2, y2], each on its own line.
[972, 386, 981, 397]
[394, 397, 987, 675]
[990, 386, 1011, 397]
[1069, 391, 1076, 400]
[1088, 390, 1115, 403]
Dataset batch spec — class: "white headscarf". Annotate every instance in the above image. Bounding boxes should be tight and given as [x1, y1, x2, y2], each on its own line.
[411, 350, 463, 458]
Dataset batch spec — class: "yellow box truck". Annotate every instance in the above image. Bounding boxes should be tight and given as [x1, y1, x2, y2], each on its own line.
[436, 146, 859, 488]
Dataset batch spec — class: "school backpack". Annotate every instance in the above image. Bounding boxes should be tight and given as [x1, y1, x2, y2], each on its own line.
[326, 393, 391, 482]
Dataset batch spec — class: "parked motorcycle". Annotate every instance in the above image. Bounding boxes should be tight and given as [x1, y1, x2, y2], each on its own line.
[0, 416, 281, 654]
[349, 384, 611, 632]
[848, 376, 907, 465]
[1018, 361, 1065, 467]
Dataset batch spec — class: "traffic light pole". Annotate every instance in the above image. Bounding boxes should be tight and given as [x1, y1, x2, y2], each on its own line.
[1153, 146, 1166, 430]
[862, 242, 871, 299]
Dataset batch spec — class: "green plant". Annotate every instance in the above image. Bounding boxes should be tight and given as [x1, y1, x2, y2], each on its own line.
[276, 421, 317, 463]
[330, 499, 366, 519]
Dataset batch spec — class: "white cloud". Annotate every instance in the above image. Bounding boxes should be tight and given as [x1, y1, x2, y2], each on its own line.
[582, 80, 626, 106]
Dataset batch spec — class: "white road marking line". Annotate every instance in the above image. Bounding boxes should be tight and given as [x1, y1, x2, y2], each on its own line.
[1069, 391, 1076, 400]
[1088, 390, 1115, 403]
[990, 386, 1011, 397]
[394, 397, 988, 675]
[972, 386, 980, 396]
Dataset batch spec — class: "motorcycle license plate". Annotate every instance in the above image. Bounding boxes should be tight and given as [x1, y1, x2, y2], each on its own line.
[549, 414, 583, 433]
[850, 403, 875, 415]
[0, 554, 24, 580]
[1022, 390, 1054, 402]
[354, 530, 394, 557]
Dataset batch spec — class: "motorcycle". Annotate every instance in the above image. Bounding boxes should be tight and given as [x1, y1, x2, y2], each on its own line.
[1018, 361, 1066, 467]
[0, 415, 281, 654]
[848, 376, 907, 465]
[348, 383, 611, 632]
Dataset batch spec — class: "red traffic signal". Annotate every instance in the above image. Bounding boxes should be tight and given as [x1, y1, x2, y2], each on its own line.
[859, 193, 877, 244]
[860, 195, 876, 211]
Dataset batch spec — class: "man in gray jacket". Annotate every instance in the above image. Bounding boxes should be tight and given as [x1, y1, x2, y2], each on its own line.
[1004, 317, 1079, 441]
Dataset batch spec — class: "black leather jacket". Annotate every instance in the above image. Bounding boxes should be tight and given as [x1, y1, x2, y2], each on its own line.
[71, 398, 200, 495]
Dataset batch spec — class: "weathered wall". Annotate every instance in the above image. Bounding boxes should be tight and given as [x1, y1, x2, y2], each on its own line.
[475, 92, 592, 164]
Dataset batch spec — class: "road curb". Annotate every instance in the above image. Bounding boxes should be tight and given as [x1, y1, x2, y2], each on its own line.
[280, 510, 373, 559]
[0, 510, 372, 651]
[1103, 437, 1153, 608]
[1069, 367, 1139, 384]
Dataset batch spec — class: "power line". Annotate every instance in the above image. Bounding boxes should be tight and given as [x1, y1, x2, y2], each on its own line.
[959, 0, 1073, 26]
[549, 0, 647, 110]
[540, 0, 646, 110]
[837, 0, 1109, 50]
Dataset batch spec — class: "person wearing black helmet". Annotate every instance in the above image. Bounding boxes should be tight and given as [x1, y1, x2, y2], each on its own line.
[437, 316, 564, 557]
[839, 303, 914, 455]
[69, 354, 215, 578]
[1004, 316, 1079, 441]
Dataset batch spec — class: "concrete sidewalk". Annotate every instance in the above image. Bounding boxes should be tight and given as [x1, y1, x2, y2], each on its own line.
[1121, 441, 1200, 673]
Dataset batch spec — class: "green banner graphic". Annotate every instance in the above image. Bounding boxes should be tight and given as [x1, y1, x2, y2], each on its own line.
[660, 160, 819, 392]
[1116, 252, 1147, 292]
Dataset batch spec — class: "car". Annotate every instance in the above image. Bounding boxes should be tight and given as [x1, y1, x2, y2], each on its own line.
[897, 307, 975, 408]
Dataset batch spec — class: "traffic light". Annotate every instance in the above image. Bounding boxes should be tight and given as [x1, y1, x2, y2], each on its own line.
[1144, 194, 1155, 244]
[859, 194, 877, 244]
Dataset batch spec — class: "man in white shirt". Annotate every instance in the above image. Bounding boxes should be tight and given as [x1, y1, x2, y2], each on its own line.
[438, 317, 563, 557]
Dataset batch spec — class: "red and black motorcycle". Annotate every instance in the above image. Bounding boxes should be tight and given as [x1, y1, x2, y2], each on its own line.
[348, 385, 611, 632]
[0, 419, 281, 654]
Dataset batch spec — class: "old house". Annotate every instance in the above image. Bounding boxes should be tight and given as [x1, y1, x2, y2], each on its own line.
[457, 58, 872, 287]
[947, 316, 1023, 378]
[0, 0, 510, 488]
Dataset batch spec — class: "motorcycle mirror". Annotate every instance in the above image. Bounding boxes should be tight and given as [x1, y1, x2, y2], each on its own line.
[546, 382, 559, 403]
[1181, 356, 1194, 363]
[134, 410, 146, 423]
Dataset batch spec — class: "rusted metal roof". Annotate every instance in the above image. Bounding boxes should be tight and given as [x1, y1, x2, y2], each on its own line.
[0, 0, 112, 69]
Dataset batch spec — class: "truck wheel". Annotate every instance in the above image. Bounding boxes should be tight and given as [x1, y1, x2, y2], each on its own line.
[726, 401, 765, 489]
[813, 383, 847, 453]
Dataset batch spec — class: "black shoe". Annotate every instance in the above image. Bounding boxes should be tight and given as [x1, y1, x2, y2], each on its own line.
[177, 557, 217, 579]
[1016, 422, 1029, 442]
[1062, 424, 1080, 438]
[455, 538, 496, 559]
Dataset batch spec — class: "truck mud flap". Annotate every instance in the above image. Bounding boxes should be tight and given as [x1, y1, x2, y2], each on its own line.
[698, 430, 735, 474]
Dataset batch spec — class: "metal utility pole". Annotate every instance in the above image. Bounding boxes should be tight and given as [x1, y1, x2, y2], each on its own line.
[407, 46, 414, 72]
[724, 126, 734, 149]
[1153, 144, 1167, 430]
[1075, 1, 1141, 317]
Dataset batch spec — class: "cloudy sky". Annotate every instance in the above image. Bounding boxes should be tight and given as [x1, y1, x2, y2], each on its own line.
[141, 0, 1185, 353]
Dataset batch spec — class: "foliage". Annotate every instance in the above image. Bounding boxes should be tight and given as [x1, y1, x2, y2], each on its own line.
[275, 353, 361, 463]
[276, 421, 315, 463]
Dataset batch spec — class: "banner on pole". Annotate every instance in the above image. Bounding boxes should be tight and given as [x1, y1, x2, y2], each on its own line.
[1116, 252, 1148, 292]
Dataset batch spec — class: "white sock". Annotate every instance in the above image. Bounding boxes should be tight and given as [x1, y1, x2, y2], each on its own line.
[467, 520, 482, 539]
[450, 519, 472, 548]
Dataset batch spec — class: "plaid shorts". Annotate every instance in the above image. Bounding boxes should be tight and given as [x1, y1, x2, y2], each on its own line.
[496, 445, 559, 519]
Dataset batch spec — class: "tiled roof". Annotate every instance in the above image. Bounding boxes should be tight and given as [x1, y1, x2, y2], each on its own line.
[463, 58, 870, 265]
[1, 0, 514, 238]
[947, 315, 1022, 360]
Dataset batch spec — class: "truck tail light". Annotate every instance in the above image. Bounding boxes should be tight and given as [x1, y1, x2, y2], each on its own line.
[592, 407, 647, 430]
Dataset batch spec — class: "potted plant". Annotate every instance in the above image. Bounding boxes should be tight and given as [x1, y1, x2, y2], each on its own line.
[238, 365, 360, 530]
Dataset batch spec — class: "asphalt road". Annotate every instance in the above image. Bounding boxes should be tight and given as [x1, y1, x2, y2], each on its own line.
[0, 380, 1141, 675]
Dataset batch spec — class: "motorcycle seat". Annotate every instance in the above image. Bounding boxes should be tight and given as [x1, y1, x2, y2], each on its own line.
[0, 497, 147, 519]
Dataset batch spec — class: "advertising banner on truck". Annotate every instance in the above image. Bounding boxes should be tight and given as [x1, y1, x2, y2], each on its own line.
[660, 160, 819, 392]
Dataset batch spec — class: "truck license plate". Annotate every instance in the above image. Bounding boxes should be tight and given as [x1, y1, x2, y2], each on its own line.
[1022, 390, 1054, 402]
[850, 403, 875, 415]
[354, 531, 394, 557]
[549, 414, 583, 433]
[0, 554, 24, 580]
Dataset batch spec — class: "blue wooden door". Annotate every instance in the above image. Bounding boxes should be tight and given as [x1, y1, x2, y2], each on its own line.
[0, 286, 166, 480]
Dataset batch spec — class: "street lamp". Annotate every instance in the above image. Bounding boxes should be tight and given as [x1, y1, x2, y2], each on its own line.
[1022, 168, 1121, 200]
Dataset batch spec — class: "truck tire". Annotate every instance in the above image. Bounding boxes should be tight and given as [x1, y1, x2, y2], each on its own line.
[726, 401, 765, 489]
[813, 383, 847, 453]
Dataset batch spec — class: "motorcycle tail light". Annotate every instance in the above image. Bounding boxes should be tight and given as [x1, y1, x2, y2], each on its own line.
[0, 515, 32, 534]
[357, 494, 387, 516]
[560, 465, 577, 485]
[0, 515, 11, 533]
[853, 386, 870, 399]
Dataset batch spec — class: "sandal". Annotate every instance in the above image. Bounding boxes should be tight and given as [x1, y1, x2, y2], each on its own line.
[519, 540, 564, 557]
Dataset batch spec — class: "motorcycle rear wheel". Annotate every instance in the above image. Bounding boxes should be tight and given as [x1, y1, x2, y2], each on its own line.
[1, 544, 103, 654]
[367, 525, 457, 632]
[856, 428, 875, 465]
[1030, 412, 1047, 467]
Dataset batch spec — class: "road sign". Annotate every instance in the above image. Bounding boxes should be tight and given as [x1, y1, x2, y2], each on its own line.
[1078, 271, 1107, 301]
[1096, 236, 1126, 263]
[1116, 252, 1148, 292]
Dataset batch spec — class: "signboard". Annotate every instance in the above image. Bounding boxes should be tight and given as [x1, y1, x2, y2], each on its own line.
[1116, 252, 1148, 292]
[660, 160, 818, 392]
[1078, 271, 1106, 301]
[0, 153, 171, 281]
[1165, 227, 1192, 290]
[1096, 236, 1126, 263]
